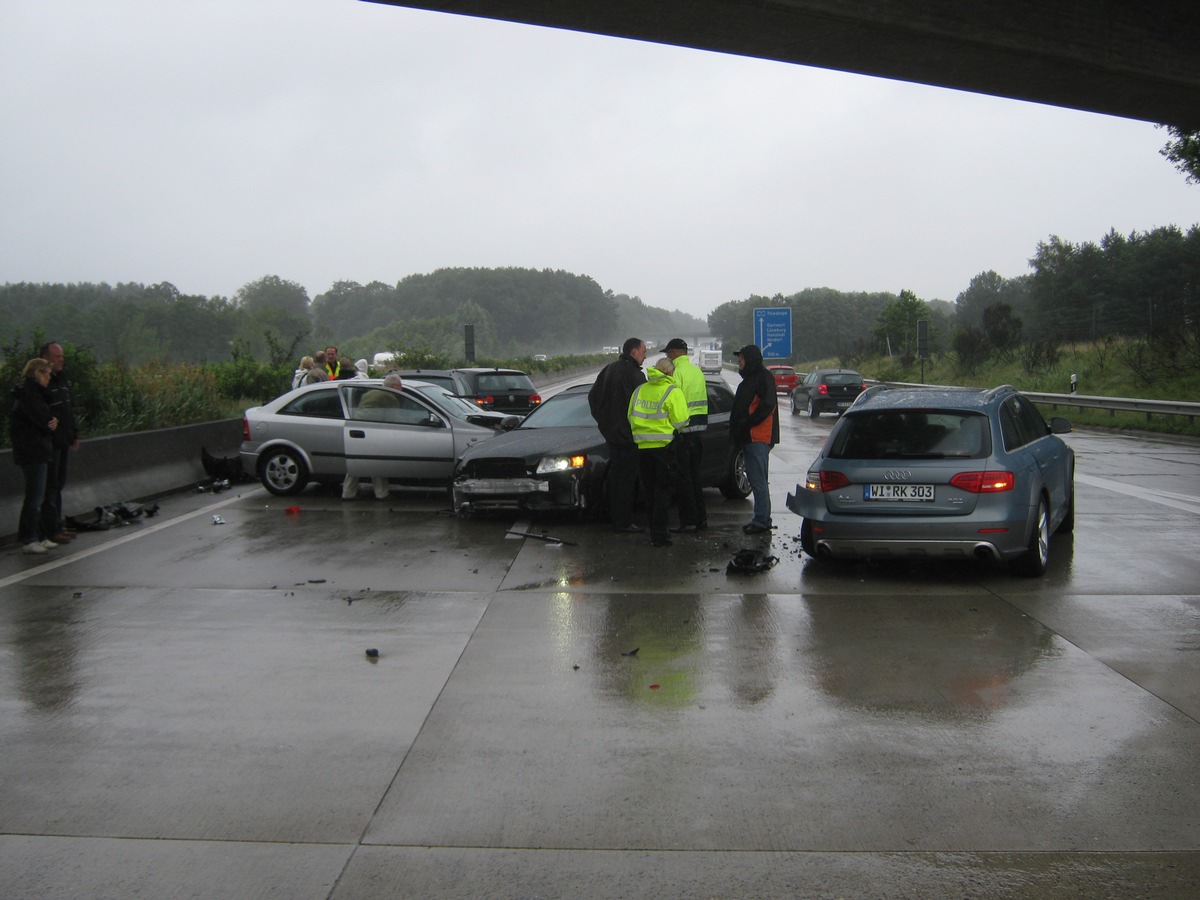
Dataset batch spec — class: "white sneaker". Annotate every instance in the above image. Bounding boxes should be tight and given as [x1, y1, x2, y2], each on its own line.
[23, 542, 47, 555]
[39, 540, 59, 549]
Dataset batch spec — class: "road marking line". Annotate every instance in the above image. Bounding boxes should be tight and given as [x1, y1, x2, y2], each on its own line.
[1075, 472, 1200, 515]
[0, 489, 263, 589]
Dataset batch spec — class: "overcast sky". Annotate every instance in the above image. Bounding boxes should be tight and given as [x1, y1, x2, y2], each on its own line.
[2, 0, 1197, 321]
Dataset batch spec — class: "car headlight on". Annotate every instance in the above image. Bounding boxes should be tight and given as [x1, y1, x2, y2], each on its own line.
[536, 454, 586, 474]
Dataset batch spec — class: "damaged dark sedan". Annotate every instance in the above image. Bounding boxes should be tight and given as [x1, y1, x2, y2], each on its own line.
[452, 380, 751, 516]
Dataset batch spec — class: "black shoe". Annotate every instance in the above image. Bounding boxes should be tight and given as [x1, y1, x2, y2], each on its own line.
[670, 525, 699, 534]
[742, 523, 771, 535]
[651, 538, 673, 547]
[613, 524, 645, 534]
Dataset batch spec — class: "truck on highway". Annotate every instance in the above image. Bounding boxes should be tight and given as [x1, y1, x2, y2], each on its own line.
[697, 347, 722, 373]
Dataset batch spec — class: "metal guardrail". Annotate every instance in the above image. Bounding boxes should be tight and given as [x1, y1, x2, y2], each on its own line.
[1021, 390, 1200, 422]
[870, 382, 1200, 423]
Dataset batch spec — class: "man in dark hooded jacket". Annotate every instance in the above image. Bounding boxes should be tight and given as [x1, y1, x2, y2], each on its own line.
[729, 344, 779, 534]
[588, 337, 647, 532]
[39, 342, 80, 544]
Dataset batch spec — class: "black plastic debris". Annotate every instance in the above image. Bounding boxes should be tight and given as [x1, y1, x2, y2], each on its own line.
[726, 549, 779, 575]
[66, 501, 150, 532]
[506, 530, 577, 546]
[201, 447, 246, 482]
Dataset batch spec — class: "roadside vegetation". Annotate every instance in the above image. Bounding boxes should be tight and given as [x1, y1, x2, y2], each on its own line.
[0, 328, 609, 449]
[807, 336, 1200, 438]
[2, 218, 1196, 444]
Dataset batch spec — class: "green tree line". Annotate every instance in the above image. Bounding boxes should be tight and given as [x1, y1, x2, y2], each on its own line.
[706, 224, 1200, 372]
[1, 268, 706, 372]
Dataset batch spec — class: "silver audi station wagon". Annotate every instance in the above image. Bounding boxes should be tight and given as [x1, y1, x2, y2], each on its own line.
[786, 385, 1074, 576]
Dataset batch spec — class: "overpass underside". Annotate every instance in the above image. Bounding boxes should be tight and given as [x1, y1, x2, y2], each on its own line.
[367, 1, 1200, 126]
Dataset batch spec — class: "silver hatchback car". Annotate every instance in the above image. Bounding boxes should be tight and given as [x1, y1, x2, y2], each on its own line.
[241, 379, 501, 496]
[786, 385, 1074, 576]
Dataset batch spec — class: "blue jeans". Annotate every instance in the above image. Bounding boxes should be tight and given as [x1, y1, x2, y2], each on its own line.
[19, 463, 48, 545]
[742, 441, 772, 527]
[41, 446, 69, 536]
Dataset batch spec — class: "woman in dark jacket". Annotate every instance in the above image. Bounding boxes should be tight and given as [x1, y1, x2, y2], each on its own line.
[10, 358, 59, 554]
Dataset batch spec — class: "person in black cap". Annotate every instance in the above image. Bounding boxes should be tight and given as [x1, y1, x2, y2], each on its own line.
[588, 337, 648, 532]
[664, 338, 707, 531]
[729, 344, 778, 534]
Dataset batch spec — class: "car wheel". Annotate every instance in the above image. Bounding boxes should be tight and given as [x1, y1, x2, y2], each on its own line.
[719, 447, 751, 498]
[260, 448, 309, 496]
[807, 397, 820, 418]
[1056, 473, 1075, 534]
[790, 392, 800, 416]
[1013, 495, 1050, 577]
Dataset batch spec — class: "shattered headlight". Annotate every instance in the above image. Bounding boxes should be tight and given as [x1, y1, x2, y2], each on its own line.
[535, 454, 586, 474]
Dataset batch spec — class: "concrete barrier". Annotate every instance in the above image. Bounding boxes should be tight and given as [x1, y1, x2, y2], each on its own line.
[1, 419, 243, 541]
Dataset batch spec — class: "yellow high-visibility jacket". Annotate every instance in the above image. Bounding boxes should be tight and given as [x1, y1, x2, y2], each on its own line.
[671, 355, 709, 433]
[628, 367, 690, 450]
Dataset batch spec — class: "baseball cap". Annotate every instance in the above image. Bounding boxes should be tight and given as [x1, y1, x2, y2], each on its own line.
[664, 338, 688, 352]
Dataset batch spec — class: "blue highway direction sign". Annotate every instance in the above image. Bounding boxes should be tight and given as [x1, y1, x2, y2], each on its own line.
[754, 308, 792, 360]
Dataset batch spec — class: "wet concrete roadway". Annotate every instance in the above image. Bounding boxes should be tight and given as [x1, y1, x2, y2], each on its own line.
[2, 397, 1198, 898]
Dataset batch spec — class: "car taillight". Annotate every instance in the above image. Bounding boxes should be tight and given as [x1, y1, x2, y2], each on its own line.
[242, 417, 251, 441]
[807, 470, 850, 491]
[476, 394, 494, 407]
[818, 384, 829, 395]
[950, 471, 1014, 493]
[531, 394, 542, 405]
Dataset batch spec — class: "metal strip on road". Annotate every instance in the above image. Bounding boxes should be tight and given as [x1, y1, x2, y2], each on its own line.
[1075, 472, 1200, 515]
[0, 488, 262, 589]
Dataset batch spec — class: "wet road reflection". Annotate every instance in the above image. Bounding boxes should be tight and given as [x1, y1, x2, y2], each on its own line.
[1, 404, 1197, 896]
[3, 589, 85, 712]
[802, 596, 1059, 717]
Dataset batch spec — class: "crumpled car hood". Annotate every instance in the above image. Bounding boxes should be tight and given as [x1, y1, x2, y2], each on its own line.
[458, 426, 602, 464]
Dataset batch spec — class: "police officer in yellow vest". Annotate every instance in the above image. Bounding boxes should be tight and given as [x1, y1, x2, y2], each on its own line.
[664, 338, 709, 532]
[628, 356, 691, 547]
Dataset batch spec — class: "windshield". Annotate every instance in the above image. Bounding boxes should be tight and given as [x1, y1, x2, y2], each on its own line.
[824, 372, 862, 386]
[476, 373, 535, 392]
[411, 384, 487, 420]
[827, 410, 989, 460]
[517, 390, 595, 428]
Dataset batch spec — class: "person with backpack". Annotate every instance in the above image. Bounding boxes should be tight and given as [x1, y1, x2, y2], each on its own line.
[292, 355, 315, 390]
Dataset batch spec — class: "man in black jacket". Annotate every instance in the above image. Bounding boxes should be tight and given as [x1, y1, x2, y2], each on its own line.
[39, 342, 80, 544]
[730, 344, 779, 534]
[588, 337, 647, 532]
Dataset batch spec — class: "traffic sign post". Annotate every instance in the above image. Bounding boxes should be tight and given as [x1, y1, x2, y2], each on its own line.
[753, 308, 792, 360]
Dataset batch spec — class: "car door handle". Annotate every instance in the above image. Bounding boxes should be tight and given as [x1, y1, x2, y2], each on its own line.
[349, 430, 366, 438]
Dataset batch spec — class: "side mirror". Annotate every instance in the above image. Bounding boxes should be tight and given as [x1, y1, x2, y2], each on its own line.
[500, 415, 522, 431]
[1049, 416, 1073, 434]
[422, 414, 447, 429]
